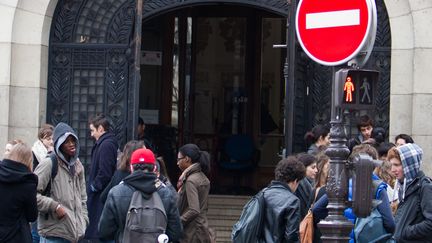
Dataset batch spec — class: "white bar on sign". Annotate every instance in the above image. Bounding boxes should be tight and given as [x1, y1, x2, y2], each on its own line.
[306, 9, 360, 29]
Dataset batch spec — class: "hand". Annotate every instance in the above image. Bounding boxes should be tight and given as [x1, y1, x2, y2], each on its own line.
[55, 204, 67, 219]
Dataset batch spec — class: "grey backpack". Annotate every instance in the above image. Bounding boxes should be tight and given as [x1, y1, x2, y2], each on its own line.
[122, 190, 167, 243]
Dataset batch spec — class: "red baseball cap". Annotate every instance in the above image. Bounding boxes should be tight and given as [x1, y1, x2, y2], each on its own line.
[130, 148, 156, 165]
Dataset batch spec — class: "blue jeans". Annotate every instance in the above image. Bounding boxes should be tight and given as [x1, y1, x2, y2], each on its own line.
[31, 221, 40, 243]
[39, 236, 71, 243]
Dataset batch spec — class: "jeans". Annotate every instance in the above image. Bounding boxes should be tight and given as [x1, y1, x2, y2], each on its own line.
[31, 221, 40, 243]
[39, 236, 71, 243]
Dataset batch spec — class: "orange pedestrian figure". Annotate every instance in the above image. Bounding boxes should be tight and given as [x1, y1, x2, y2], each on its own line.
[344, 76, 354, 102]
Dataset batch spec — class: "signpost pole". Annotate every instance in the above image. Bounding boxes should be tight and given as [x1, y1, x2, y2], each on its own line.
[317, 67, 353, 242]
[284, 0, 297, 157]
[295, 0, 377, 240]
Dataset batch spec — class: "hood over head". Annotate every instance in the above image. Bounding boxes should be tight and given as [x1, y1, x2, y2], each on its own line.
[0, 159, 38, 184]
[123, 171, 158, 196]
[397, 143, 423, 185]
[53, 122, 80, 169]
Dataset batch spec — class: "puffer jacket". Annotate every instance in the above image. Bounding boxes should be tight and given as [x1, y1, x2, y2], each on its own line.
[262, 180, 300, 243]
[99, 171, 183, 242]
[34, 122, 88, 242]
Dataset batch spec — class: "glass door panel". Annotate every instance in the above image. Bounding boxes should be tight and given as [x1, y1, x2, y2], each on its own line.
[193, 17, 247, 136]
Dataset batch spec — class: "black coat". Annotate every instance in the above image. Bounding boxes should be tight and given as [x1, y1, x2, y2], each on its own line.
[295, 178, 313, 220]
[100, 169, 130, 204]
[393, 171, 432, 243]
[86, 132, 119, 239]
[0, 159, 38, 243]
[262, 180, 300, 243]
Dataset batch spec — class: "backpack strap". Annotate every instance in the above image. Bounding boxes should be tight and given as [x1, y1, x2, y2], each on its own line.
[42, 153, 58, 197]
[42, 153, 58, 220]
[372, 179, 387, 200]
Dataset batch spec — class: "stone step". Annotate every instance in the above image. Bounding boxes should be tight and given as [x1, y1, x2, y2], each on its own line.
[207, 194, 251, 243]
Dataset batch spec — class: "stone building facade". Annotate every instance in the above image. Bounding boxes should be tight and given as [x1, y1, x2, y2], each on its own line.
[0, 0, 431, 174]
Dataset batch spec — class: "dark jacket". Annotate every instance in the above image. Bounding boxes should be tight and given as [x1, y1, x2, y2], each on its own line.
[295, 178, 313, 220]
[87, 131, 119, 238]
[177, 163, 214, 243]
[100, 169, 130, 204]
[311, 187, 327, 243]
[99, 171, 183, 242]
[0, 159, 38, 243]
[262, 180, 300, 243]
[393, 171, 432, 242]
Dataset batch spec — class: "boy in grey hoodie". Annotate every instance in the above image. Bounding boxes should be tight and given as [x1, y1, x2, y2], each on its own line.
[388, 143, 432, 243]
[34, 122, 89, 242]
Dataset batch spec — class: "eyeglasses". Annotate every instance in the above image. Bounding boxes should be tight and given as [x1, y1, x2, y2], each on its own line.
[177, 157, 185, 161]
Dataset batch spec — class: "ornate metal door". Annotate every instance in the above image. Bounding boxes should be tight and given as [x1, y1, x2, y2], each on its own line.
[47, 0, 136, 165]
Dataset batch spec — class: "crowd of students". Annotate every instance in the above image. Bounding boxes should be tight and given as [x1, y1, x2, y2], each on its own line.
[0, 117, 215, 243]
[1, 113, 431, 242]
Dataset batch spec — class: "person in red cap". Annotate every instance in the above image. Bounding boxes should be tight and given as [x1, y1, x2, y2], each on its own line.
[98, 148, 182, 242]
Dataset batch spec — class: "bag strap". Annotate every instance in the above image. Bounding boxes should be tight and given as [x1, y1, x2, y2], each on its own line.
[43, 153, 58, 197]
[309, 187, 320, 208]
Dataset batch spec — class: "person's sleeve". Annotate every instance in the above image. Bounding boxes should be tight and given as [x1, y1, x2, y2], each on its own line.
[24, 178, 38, 222]
[92, 142, 117, 192]
[402, 182, 432, 240]
[98, 190, 119, 240]
[180, 180, 200, 225]
[100, 175, 115, 204]
[312, 194, 329, 224]
[34, 157, 59, 214]
[284, 198, 300, 243]
[165, 190, 183, 241]
[376, 189, 395, 233]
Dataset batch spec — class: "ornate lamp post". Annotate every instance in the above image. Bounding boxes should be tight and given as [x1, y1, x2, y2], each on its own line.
[317, 69, 353, 242]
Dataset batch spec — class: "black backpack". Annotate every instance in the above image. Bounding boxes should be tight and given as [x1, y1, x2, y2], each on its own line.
[122, 189, 168, 243]
[231, 187, 268, 242]
[41, 152, 58, 197]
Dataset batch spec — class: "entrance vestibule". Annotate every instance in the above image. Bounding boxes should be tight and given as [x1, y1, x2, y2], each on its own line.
[138, 6, 287, 193]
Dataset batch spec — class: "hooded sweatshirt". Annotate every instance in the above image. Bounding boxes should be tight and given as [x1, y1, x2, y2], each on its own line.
[393, 143, 432, 243]
[53, 122, 80, 174]
[34, 122, 88, 242]
[98, 170, 183, 242]
[0, 159, 38, 242]
[397, 143, 423, 201]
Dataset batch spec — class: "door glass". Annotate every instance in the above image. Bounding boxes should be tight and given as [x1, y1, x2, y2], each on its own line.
[140, 18, 163, 124]
[193, 17, 247, 136]
[259, 18, 285, 166]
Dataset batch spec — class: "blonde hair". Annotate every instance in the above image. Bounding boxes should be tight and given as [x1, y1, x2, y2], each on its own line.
[377, 159, 396, 187]
[315, 152, 330, 188]
[4, 142, 33, 172]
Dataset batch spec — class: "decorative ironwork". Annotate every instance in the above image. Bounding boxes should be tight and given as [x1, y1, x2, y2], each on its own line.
[47, 0, 391, 166]
[48, 0, 135, 166]
[142, 0, 289, 18]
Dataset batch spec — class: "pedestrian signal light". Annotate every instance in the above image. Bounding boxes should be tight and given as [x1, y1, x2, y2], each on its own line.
[334, 68, 379, 110]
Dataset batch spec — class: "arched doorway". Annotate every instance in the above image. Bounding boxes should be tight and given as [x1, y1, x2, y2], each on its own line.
[46, 0, 391, 193]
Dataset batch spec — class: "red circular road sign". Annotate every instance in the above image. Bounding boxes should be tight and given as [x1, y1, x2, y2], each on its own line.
[296, 0, 373, 66]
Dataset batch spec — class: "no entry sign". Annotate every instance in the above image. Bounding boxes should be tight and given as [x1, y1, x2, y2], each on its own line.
[296, 0, 375, 66]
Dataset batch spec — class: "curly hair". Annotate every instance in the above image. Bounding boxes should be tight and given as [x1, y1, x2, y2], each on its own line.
[275, 156, 306, 183]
